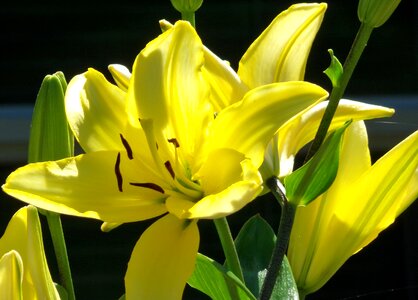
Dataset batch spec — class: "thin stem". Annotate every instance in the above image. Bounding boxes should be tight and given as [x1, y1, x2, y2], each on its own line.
[213, 217, 245, 282]
[259, 177, 297, 300]
[181, 11, 196, 27]
[45, 211, 75, 300]
[305, 23, 374, 162]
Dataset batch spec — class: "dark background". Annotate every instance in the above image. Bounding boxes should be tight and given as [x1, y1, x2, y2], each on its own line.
[0, 1, 417, 299]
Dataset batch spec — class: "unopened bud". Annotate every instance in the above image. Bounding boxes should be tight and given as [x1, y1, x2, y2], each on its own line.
[170, 0, 203, 14]
[28, 71, 74, 163]
[358, 0, 401, 28]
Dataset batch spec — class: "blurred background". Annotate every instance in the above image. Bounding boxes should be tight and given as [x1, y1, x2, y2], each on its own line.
[0, 0, 417, 299]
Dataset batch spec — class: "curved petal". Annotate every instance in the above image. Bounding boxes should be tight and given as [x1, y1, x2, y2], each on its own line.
[185, 154, 262, 219]
[202, 46, 248, 111]
[108, 64, 131, 92]
[159, 19, 248, 110]
[264, 99, 394, 178]
[2, 152, 168, 223]
[238, 3, 327, 88]
[125, 214, 199, 300]
[0, 251, 23, 300]
[289, 126, 418, 295]
[208, 81, 328, 167]
[65, 68, 128, 152]
[0, 206, 60, 299]
[128, 21, 212, 159]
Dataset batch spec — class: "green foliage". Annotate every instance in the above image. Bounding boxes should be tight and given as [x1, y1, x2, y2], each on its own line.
[188, 253, 256, 300]
[285, 121, 352, 206]
[234, 215, 299, 299]
[324, 49, 343, 88]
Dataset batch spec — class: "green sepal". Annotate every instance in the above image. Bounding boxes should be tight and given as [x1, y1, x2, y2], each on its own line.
[323, 49, 343, 88]
[28, 71, 74, 163]
[285, 120, 352, 206]
[188, 253, 256, 300]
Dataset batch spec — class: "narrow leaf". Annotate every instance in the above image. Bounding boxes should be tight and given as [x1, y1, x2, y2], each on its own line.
[323, 49, 343, 88]
[285, 120, 352, 206]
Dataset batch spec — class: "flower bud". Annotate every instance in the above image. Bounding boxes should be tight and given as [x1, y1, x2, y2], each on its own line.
[170, 0, 203, 13]
[358, 0, 401, 28]
[28, 72, 74, 163]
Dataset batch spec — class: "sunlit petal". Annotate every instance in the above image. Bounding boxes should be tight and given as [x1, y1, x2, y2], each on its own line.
[0, 251, 23, 300]
[238, 3, 327, 88]
[65, 68, 127, 152]
[125, 214, 199, 300]
[108, 64, 131, 92]
[208, 81, 328, 167]
[3, 152, 168, 223]
[267, 99, 394, 177]
[0, 206, 60, 299]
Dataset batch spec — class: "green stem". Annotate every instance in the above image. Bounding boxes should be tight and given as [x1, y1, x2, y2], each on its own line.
[305, 22, 374, 161]
[45, 211, 75, 300]
[181, 11, 196, 27]
[213, 217, 245, 282]
[259, 177, 297, 300]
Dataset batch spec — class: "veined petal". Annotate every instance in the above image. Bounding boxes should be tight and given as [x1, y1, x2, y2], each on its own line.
[108, 64, 131, 92]
[128, 21, 212, 159]
[0, 206, 60, 299]
[208, 81, 328, 167]
[269, 99, 394, 177]
[65, 68, 127, 152]
[186, 156, 263, 219]
[202, 46, 248, 111]
[2, 152, 168, 223]
[125, 214, 199, 300]
[0, 251, 23, 300]
[289, 126, 418, 295]
[238, 3, 327, 88]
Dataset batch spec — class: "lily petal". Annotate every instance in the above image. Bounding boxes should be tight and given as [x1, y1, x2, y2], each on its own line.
[128, 21, 212, 158]
[2, 152, 168, 223]
[238, 3, 327, 88]
[208, 81, 328, 167]
[0, 251, 23, 300]
[125, 214, 199, 300]
[108, 64, 131, 92]
[0, 206, 60, 299]
[185, 153, 263, 219]
[288, 124, 418, 295]
[266, 99, 394, 178]
[65, 68, 127, 152]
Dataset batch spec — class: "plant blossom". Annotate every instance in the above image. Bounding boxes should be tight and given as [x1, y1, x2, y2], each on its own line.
[0, 205, 60, 299]
[287, 122, 418, 296]
[2, 20, 329, 299]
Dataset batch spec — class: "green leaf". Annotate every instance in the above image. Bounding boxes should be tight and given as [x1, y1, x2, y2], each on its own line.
[258, 256, 299, 300]
[323, 49, 343, 88]
[285, 120, 352, 206]
[233, 215, 276, 297]
[188, 253, 256, 300]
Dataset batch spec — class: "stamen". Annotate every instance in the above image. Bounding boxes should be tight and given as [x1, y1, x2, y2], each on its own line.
[130, 182, 165, 194]
[114, 153, 123, 192]
[164, 161, 175, 179]
[168, 138, 180, 148]
[120, 134, 133, 159]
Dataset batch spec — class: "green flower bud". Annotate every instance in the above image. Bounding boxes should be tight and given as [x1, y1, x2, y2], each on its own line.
[170, 0, 203, 13]
[358, 0, 401, 28]
[28, 71, 74, 163]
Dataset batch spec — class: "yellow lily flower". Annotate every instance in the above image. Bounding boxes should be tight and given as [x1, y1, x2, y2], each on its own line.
[0, 206, 60, 299]
[287, 121, 418, 296]
[3, 21, 328, 299]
